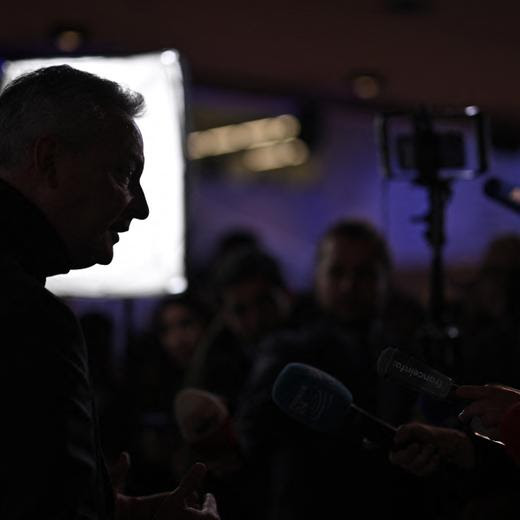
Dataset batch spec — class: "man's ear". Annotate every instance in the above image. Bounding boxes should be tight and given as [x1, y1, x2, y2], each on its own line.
[33, 135, 59, 189]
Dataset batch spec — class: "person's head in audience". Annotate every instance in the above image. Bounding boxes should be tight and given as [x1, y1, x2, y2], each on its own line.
[153, 293, 209, 369]
[472, 234, 520, 319]
[0, 65, 149, 270]
[314, 219, 391, 325]
[215, 248, 290, 344]
[212, 229, 261, 265]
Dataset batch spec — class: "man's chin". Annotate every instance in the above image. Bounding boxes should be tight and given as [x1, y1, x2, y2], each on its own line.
[69, 245, 114, 270]
[95, 251, 114, 266]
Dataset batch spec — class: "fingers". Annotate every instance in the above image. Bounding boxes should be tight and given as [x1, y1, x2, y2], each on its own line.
[150, 464, 213, 519]
[456, 384, 520, 402]
[184, 494, 219, 519]
[458, 387, 520, 428]
[390, 443, 440, 476]
[110, 451, 131, 493]
[479, 410, 503, 428]
[417, 452, 441, 476]
[457, 385, 519, 428]
[202, 493, 218, 517]
[455, 385, 491, 400]
[390, 442, 421, 466]
[185, 491, 200, 509]
[408, 443, 437, 472]
[175, 463, 207, 501]
[393, 423, 432, 448]
[458, 400, 490, 424]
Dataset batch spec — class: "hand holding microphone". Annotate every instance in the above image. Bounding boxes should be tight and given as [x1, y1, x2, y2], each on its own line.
[457, 384, 520, 443]
[389, 423, 476, 476]
[272, 363, 476, 475]
[377, 348, 501, 439]
[378, 347, 520, 471]
[376, 349, 476, 476]
[455, 384, 520, 466]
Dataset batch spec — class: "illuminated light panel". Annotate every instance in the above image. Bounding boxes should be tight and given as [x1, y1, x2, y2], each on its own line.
[512, 187, 520, 205]
[242, 139, 309, 172]
[2, 52, 186, 297]
[188, 114, 301, 159]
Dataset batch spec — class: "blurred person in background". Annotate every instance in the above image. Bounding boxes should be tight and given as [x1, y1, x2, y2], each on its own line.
[186, 246, 291, 413]
[453, 234, 520, 388]
[182, 247, 291, 519]
[122, 293, 210, 494]
[189, 228, 261, 303]
[235, 219, 428, 520]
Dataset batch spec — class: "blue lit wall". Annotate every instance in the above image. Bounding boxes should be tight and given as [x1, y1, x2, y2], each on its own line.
[189, 104, 520, 290]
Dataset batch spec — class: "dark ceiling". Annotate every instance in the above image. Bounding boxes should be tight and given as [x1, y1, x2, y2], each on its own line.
[4, 0, 520, 120]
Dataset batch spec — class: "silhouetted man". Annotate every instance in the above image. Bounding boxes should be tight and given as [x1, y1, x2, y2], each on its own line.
[0, 66, 218, 519]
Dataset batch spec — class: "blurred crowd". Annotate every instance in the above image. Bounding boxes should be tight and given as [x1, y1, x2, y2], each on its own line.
[81, 219, 520, 520]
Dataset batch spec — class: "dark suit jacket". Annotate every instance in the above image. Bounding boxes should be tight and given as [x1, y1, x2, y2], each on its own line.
[0, 180, 114, 519]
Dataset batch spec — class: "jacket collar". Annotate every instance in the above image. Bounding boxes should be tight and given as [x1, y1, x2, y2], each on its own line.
[0, 178, 71, 284]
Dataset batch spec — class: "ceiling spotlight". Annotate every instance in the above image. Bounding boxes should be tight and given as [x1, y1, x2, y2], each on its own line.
[161, 50, 178, 66]
[52, 26, 86, 53]
[351, 73, 382, 100]
[464, 105, 479, 116]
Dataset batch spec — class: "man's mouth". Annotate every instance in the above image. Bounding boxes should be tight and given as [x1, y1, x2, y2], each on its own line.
[109, 224, 130, 244]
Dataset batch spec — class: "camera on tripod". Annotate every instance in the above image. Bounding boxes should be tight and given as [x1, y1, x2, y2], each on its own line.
[377, 107, 488, 184]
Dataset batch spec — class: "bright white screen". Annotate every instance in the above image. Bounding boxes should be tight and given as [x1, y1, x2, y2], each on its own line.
[2, 52, 186, 297]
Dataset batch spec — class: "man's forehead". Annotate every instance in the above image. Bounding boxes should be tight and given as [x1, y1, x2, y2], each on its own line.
[319, 236, 380, 264]
[106, 114, 142, 144]
[99, 114, 144, 161]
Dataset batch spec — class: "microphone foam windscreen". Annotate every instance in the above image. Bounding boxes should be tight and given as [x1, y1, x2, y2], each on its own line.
[272, 363, 353, 433]
[175, 388, 229, 442]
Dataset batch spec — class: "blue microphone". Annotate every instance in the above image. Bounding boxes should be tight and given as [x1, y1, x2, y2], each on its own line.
[272, 363, 396, 448]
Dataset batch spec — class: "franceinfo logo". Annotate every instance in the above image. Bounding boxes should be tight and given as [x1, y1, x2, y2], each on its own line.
[392, 360, 444, 390]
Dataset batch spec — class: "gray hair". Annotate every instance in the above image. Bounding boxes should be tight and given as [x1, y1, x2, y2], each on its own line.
[0, 64, 145, 169]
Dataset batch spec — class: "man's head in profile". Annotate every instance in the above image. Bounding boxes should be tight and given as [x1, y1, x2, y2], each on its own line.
[0, 65, 149, 269]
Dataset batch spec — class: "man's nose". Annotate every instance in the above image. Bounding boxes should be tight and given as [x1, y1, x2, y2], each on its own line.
[131, 183, 150, 220]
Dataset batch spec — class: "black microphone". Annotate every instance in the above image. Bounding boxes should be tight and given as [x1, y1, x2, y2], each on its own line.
[272, 362, 396, 449]
[377, 347, 456, 399]
[483, 177, 520, 214]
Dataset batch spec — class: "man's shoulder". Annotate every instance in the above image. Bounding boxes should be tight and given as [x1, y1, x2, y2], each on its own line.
[0, 260, 80, 361]
[0, 259, 73, 318]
